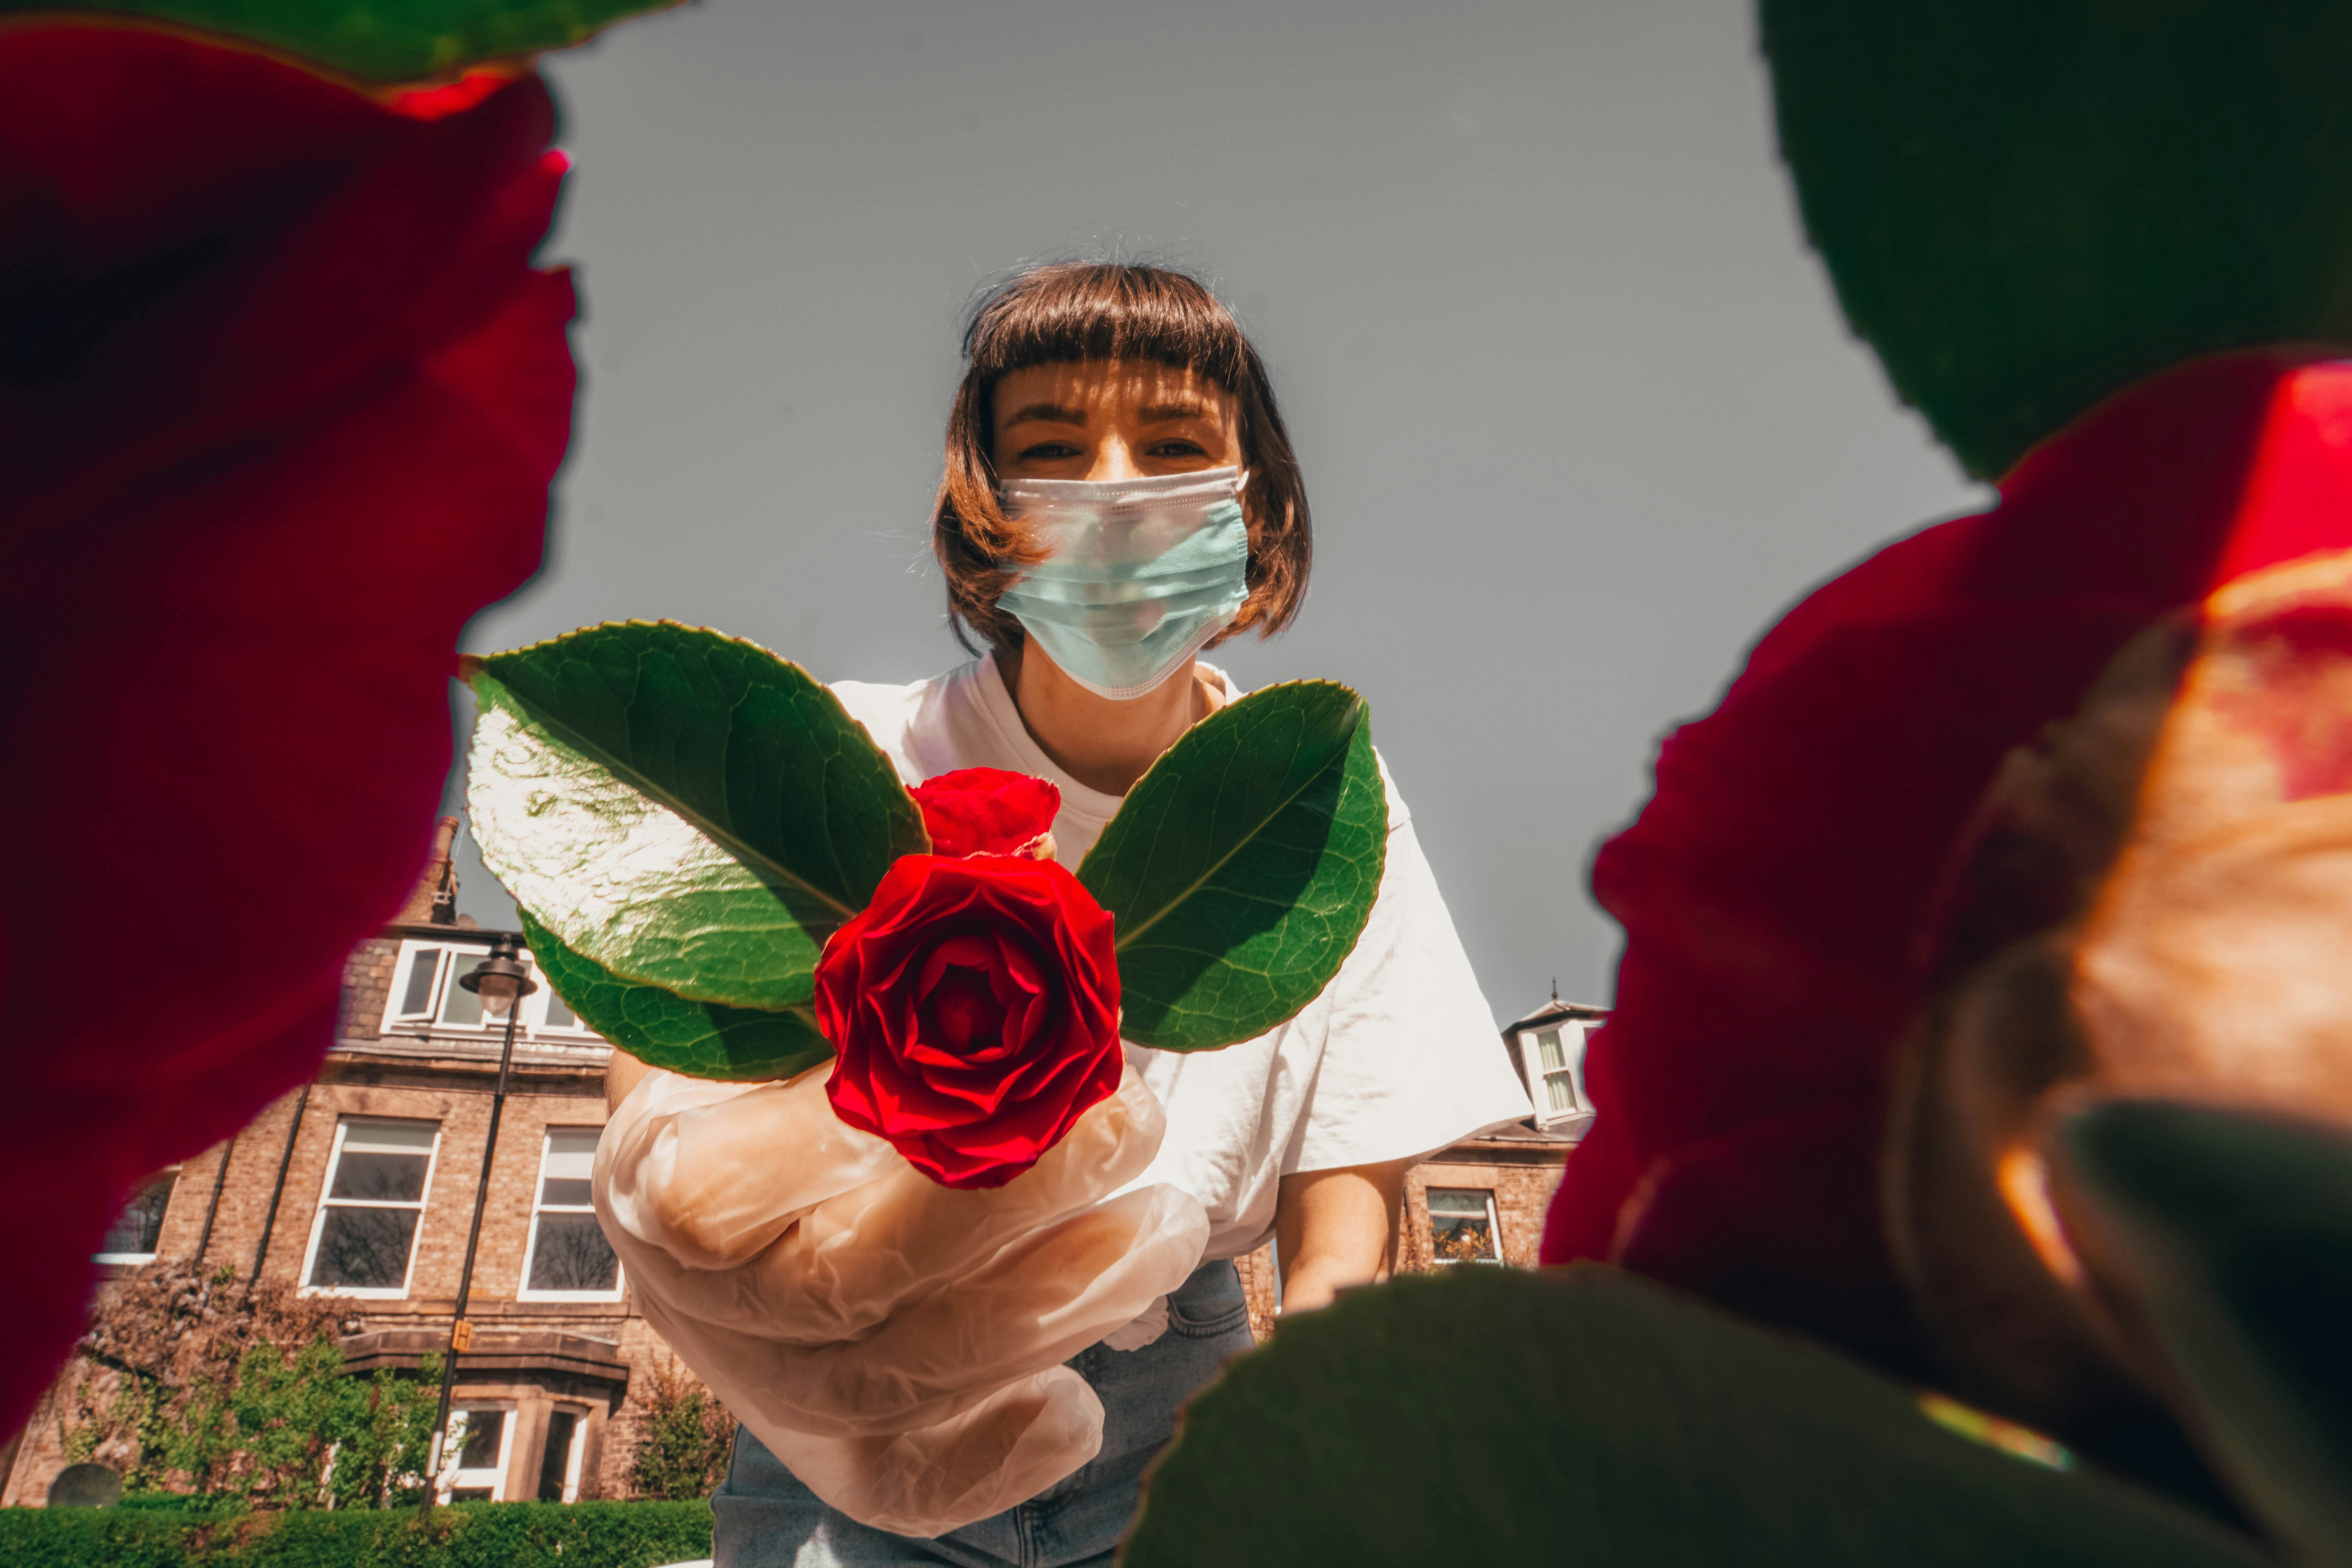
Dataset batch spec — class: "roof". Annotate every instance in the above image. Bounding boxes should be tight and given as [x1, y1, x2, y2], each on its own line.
[1501, 996, 1610, 1038]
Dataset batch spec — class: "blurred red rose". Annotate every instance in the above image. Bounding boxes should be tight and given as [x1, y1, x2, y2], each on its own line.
[912, 767, 1062, 858]
[818, 855, 1122, 1189]
[0, 24, 573, 1430]
[1541, 348, 2352, 1370]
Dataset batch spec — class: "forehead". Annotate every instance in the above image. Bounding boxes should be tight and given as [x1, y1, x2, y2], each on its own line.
[991, 360, 1233, 421]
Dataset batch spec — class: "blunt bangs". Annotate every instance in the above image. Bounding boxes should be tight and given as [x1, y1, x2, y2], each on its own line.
[962, 265, 1253, 392]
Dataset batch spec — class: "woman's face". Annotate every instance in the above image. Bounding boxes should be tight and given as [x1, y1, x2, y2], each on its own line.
[991, 359, 1240, 483]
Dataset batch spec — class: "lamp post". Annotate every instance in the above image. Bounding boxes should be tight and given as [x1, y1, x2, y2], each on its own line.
[419, 933, 536, 1514]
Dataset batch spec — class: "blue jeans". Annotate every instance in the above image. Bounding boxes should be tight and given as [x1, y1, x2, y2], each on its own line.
[712, 1259, 1256, 1568]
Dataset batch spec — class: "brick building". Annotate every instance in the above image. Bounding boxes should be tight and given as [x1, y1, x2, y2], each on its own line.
[3, 818, 1595, 1503]
[3, 822, 685, 1508]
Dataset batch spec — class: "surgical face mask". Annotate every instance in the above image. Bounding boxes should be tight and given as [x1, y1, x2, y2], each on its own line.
[996, 466, 1250, 701]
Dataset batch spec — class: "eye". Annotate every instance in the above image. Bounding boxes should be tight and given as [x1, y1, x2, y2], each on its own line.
[1146, 439, 1208, 457]
[1018, 441, 1083, 461]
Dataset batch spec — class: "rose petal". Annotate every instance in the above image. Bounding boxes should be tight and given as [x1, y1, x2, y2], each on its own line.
[0, 25, 572, 1432]
[912, 768, 1062, 858]
[1538, 349, 2352, 1368]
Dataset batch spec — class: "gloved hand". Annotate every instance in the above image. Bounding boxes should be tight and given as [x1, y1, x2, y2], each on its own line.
[595, 1058, 1208, 1535]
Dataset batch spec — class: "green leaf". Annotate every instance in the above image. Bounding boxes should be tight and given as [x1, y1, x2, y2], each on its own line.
[521, 910, 831, 1083]
[466, 621, 927, 1013]
[2061, 1100, 2352, 1568]
[5, 0, 683, 82]
[1761, 0, 2352, 478]
[1078, 681, 1385, 1052]
[1125, 1265, 2275, 1568]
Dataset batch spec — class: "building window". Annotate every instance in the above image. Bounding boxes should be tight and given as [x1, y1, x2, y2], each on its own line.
[536, 1406, 590, 1502]
[1514, 1020, 1597, 1131]
[1427, 1187, 1502, 1264]
[301, 1118, 439, 1297]
[383, 940, 595, 1037]
[519, 1128, 622, 1300]
[94, 1168, 180, 1265]
[442, 1406, 515, 1502]
[1530, 1027, 1583, 1116]
[539, 978, 585, 1032]
[392, 942, 442, 1020]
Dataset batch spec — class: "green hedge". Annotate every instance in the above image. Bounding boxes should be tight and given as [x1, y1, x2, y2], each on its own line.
[0, 1500, 712, 1568]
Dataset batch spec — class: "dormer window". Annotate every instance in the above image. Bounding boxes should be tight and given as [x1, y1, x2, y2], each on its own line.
[1502, 1000, 1603, 1136]
[1530, 1027, 1583, 1116]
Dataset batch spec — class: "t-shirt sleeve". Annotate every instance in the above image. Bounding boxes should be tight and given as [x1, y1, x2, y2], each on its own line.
[1285, 766, 1537, 1174]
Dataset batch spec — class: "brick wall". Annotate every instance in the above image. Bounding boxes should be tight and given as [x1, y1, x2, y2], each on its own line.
[167, 1087, 309, 1279]
[1397, 1150, 1564, 1272]
[340, 935, 399, 1045]
[1232, 1245, 1279, 1340]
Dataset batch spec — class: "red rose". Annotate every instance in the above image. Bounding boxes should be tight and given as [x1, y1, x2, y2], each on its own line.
[817, 855, 1121, 1189]
[1540, 350, 2352, 1366]
[0, 25, 572, 1430]
[912, 767, 1062, 858]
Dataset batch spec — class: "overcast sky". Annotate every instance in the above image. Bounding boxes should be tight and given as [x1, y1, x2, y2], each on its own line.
[445, 0, 1986, 1022]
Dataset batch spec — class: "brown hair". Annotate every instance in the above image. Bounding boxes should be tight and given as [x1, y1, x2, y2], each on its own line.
[932, 262, 1313, 656]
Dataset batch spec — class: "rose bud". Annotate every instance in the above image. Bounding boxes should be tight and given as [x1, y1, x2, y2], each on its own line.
[817, 854, 1121, 1189]
[911, 768, 1062, 860]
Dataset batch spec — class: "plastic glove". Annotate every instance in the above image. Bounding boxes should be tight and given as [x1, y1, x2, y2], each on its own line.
[595, 1060, 1208, 1534]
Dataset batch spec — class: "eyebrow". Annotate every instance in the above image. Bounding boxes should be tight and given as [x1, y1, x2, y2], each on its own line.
[1138, 402, 1211, 423]
[1002, 401, 1086, 427]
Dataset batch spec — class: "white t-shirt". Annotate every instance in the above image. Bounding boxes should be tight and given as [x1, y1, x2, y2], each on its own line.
[829, 653, 1536, 1261]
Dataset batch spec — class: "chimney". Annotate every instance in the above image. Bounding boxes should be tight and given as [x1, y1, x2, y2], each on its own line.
[392, 816, 462, 926]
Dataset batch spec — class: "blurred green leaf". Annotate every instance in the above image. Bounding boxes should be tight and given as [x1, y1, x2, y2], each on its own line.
[1079, 681, 1385, 1052]
[523, 909, 831, 1082]
[3, 0, 682, 81]
[2062, 1101, 2352, 1568]
[1762, 0, 2352, 478]
[467, 621, 926, 1014]
[1125, 1265, 2274, 1567]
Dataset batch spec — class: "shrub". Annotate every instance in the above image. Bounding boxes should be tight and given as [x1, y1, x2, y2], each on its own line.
[627, 1367, 733, 1501]
[0, 1499, 713, 1568]
[62, 1259, 440, 1507]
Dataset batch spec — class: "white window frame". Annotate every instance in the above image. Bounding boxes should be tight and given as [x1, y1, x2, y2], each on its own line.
[526, 953, 598, 1037]
[384, 940, 454, 1028]
[381, 939, 599, 1040]
[1426, 1186, 1504, 1265]
[516, 1127, 625, 1303]
[438, 1404, 517, 1503]
[1519, 1022, 1592, 1130]
[299, 1117, 441, 1299]
[94, 1165, 183, 1265]
[538, 1404, 591, 1503]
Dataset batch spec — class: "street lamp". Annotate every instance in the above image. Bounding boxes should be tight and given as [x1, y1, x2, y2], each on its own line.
[419, 933, 537, 1514]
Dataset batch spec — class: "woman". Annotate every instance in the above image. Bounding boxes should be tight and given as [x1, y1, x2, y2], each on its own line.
[606, 262, 1532, 1566]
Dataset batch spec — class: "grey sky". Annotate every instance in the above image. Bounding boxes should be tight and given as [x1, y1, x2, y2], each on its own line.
[446, 0, 1985, 1022]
